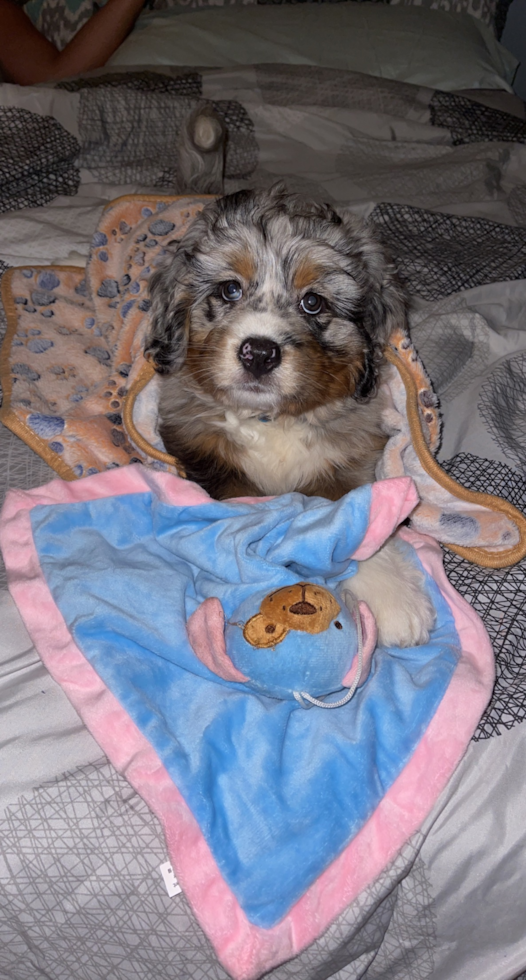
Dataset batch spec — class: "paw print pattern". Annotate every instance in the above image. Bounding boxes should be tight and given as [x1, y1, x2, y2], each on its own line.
[27, 413, 65, 439]
[7, 197, 208, 480]
[27, 338, 53, 353]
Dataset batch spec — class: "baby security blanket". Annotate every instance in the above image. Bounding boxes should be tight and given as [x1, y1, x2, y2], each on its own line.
[0, 466, 494, 980]
[1, 193, 526, 569]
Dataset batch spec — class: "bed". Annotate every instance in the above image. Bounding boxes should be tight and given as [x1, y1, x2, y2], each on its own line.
[1, 2, 526, 978]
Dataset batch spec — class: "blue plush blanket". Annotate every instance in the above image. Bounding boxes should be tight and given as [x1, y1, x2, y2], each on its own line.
[28, 479, 460, 928]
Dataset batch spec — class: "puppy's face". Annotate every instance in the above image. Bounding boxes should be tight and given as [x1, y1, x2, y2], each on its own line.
[146, 187, 405, 416]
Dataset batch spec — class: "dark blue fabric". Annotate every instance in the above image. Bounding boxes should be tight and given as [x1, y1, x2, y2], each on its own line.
[31, 487, 460, 927]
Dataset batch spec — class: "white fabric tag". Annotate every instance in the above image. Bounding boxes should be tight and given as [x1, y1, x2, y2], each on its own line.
[160, 861, 182, 898]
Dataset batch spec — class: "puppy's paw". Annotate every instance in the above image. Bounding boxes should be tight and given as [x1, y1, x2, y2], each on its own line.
[372, 584, 435, 648]
[343, 536, 436, 649]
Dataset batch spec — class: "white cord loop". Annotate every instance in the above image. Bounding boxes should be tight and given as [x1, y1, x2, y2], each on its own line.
[293, 590, 364, 709]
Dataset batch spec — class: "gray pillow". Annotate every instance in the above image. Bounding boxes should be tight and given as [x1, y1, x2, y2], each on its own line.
[109, 3, 518, 92]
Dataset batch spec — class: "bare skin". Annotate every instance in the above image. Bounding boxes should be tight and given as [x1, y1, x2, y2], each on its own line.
[0, 0, 145, 85]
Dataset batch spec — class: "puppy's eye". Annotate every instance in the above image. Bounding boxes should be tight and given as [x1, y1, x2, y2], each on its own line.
[300, 292, 325, 316]
[221, 280, 243, 303]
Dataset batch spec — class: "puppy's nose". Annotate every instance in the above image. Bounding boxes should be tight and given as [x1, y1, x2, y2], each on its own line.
[238, 336, 281, 379]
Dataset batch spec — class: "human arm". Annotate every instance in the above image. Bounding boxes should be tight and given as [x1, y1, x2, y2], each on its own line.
[0, 0, 145, 85]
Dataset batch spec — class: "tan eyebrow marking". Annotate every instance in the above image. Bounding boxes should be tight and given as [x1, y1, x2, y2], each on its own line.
[293, 259, 323, 292]
[228, 250, 256, 282]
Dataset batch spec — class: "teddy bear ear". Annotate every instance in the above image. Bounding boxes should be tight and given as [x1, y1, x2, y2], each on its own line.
[187, 597, 249, 683]
[341, 601, 377, 689]
[243, 613, 289, 648]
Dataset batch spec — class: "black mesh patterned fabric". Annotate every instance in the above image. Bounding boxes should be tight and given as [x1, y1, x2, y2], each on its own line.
[71, 78, 257, 186]
[430, 91, 526, 146]
[478, 352, 526, 473]
[369, 203, 526, 299]
[58, 69, 202, 98]
[508, 184, 526, 226]
[214, 100, 259, 178]
[441, 453, 526, 740]
[0, 107, 80, 215]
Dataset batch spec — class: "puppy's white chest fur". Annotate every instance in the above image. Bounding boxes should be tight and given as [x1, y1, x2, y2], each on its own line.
[218, 411, 346, 495]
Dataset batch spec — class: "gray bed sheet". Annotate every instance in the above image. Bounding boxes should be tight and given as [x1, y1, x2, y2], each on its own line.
[1, 65, 526, 980]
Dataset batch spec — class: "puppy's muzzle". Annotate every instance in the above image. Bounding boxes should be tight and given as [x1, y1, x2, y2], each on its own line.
[238, 336, 281, 380]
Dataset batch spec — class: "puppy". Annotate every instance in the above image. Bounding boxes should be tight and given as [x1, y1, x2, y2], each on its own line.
[145, 185, 435, 647]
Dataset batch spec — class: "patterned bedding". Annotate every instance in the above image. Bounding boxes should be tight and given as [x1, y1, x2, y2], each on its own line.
[1, 64, 526, 980]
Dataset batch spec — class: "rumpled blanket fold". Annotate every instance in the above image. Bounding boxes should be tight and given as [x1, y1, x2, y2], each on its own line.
[0, 465, 495, 980]
[1, 192, 525, 569]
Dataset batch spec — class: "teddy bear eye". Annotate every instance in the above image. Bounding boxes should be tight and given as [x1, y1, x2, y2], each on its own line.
[221, 280, 243, 302]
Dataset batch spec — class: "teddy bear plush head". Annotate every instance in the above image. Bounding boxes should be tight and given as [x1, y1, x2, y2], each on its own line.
[242, 583, 343, 648]
[187, 583, 377, 706]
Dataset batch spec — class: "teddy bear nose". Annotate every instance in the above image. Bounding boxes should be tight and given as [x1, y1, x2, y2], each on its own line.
[238, 336, 281, 379]
[289, 600, 317, 616]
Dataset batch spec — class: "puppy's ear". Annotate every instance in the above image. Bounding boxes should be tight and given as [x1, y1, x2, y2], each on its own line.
[144, 250, 192, 375]
[339, 214, 407, 401]
[364, 265, 407, 345]
[354, 273, 406, 401]
[353, 335, 380, 403]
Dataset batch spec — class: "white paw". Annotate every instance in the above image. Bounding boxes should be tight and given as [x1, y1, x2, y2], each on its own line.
[373, 586, 436, 648]
[343, 535, 436, 649]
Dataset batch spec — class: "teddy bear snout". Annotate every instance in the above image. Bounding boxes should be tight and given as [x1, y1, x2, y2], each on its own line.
[288, 584, 317, 617]
[289, 600, 317, 616]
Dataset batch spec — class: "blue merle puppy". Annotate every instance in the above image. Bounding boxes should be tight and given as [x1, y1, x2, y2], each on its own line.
[144, 185, 435, 647]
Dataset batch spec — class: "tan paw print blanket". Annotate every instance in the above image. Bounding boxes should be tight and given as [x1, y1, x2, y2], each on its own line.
[1, 193, 525, 568]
